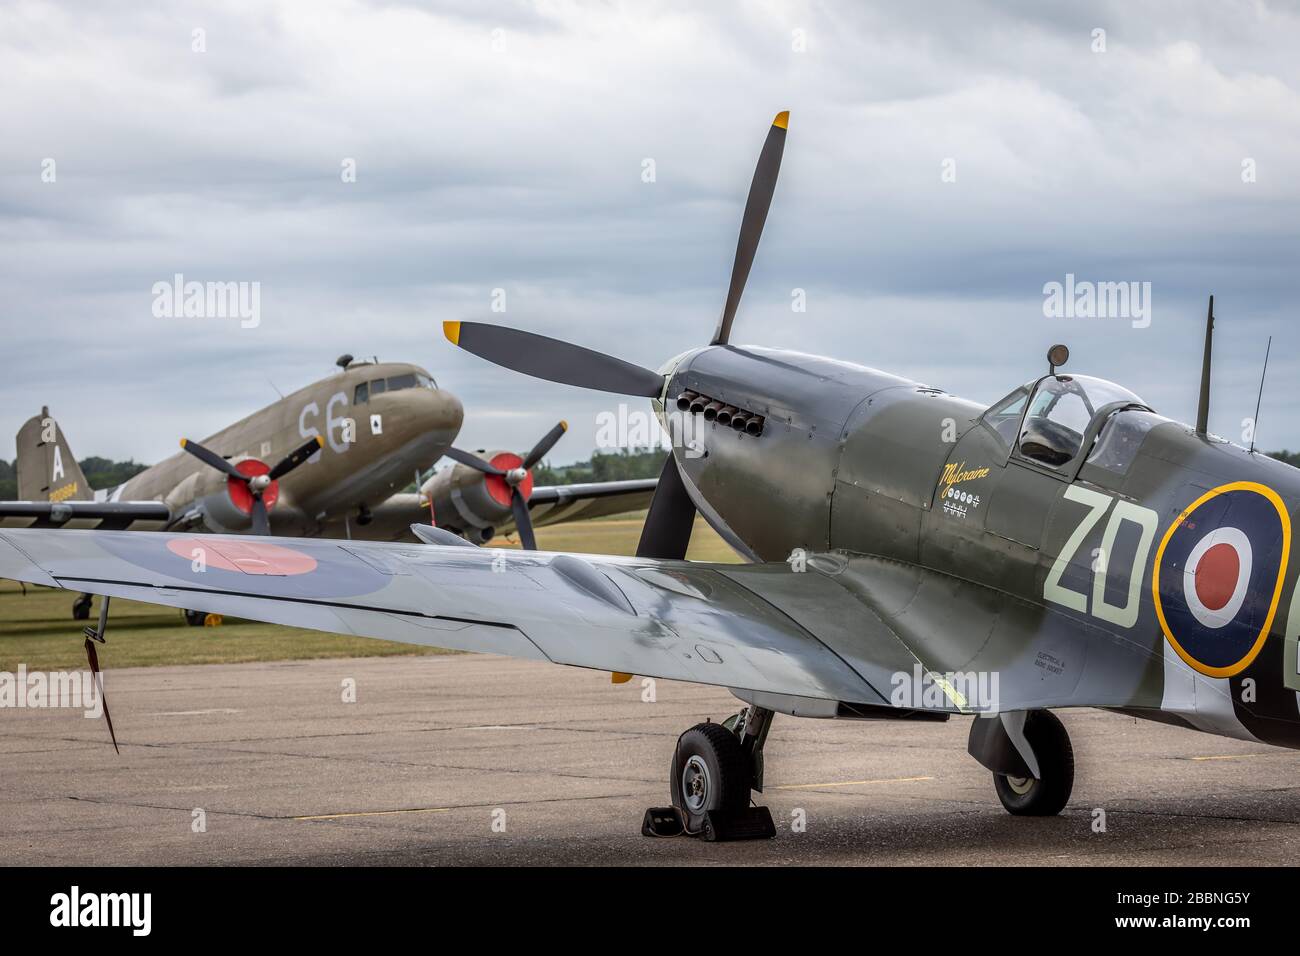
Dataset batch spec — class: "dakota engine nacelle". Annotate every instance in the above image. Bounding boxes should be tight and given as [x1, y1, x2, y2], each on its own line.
[173, 434, 324, 536]
[188, 459, 274, 532]
[422, 450, 533, 543]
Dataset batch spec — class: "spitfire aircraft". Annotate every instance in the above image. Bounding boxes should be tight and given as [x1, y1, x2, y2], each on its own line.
[0, 355, 654, 620]
[2, 112, 1296, 839]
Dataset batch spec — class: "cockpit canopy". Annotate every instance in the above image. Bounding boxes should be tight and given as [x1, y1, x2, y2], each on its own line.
[984, 374, 1152, 471]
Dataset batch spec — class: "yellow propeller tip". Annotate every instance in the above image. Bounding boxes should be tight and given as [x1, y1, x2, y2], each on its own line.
[773, 110, 790, 130]
[611, 672, 633, 684]
[560, 420, 569, 432]
[179, 438, 187, 448]
[443, 320, 461, 345]
[314, 435, 325, 448]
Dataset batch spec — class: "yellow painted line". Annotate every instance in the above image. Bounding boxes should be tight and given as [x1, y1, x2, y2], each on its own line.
[1189, 753, 1269, 762]
[774, 775, 934, 791]
[294, 807, 453, 821]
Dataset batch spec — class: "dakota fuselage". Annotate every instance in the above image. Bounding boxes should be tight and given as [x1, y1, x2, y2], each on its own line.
[106, 362, 463, 535]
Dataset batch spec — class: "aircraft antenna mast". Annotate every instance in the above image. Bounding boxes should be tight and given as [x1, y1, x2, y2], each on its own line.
[1249, 335, 1272, 455]
[1195, 295, 1214, 437]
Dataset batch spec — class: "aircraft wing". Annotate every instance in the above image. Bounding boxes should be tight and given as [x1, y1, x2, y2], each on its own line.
[517, 478, 657, 530]
[0, 527, 915, 711]
[0, 529, 1160, 716]
[0, 500, 171, 531]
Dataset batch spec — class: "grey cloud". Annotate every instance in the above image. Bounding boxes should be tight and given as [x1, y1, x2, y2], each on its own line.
[1, 0, 1298, 466]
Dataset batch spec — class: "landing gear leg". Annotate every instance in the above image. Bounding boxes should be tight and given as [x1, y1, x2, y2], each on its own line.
[652, 706, 776, 841]
[732, 704, 774, 793]
[71, 593, 93, 621]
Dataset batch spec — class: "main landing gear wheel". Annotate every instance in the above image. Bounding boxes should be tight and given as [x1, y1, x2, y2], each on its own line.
[72, 593, 93, 621]
[993, 710, 1074, 816]
[183, 609, 222, 628]
[670, 722, 752, 833]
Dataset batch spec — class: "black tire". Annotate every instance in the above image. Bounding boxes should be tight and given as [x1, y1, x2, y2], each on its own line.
[670, 722, 752, 833]
[71, 596, 92, 621]
[994, 710, 1074, 816]
[183, 609, 207, 628]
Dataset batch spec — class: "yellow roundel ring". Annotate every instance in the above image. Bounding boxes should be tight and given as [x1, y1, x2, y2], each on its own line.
[1151, 480, 1291, 678]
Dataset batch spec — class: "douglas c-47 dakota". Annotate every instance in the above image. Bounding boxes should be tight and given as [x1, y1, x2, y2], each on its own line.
[2, 112, 1296, 841]
[0, 355, 654, 621]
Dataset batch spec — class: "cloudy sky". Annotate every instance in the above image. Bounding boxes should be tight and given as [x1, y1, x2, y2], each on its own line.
[3, 0, 1299, 470]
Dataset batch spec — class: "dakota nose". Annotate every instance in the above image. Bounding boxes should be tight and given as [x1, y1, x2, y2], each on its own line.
[408, 384, 464, 446]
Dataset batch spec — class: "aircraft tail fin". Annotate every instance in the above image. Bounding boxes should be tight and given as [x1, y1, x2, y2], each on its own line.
[15, 407, 92, 502]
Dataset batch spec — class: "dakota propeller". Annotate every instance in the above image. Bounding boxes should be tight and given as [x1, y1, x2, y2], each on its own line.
[440, 420, 569, 550]
[179, 434, 325, 534]
[444, 110, 790, 560]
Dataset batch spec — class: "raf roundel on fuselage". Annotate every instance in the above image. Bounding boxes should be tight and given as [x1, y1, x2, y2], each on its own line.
[1153, 481, 1291, 678]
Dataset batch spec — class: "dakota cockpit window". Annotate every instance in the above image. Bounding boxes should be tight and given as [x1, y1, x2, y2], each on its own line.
[357, 374, 435, 401]
[1017, 375, 1145, 470]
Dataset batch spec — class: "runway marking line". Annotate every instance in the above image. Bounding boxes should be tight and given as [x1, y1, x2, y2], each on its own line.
[1189, 753, 1269, 762]
[774, 775, 934, 790]
[294, 807, 453, 821]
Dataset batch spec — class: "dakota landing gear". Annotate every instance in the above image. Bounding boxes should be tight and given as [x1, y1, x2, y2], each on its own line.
[969, 709, 1074, 817]
[645, 706, 776, 841]
[183, 609, 223, 627]
[71, 593, 93, 620]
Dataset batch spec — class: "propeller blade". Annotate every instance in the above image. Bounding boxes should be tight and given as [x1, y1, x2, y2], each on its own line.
[444, 447, 505, 475]
[249, 495, 270, 535]
[83, 638, 119, 754]
[511, 488, 537, 551]
[636, 455, 697, 559]
[523, 420, 568, 470]
[444, 321, 664, 397]
[267, 435, 325, 480]
[711, 111, 789, 346]
[179, 438, 244, 479]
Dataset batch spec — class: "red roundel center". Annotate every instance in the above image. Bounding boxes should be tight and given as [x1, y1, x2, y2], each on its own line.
[1194, 542, 1240, 611]
[227, 459, 277, 515]
[166, 537, 317, 575]
[483, 452, 532, 507]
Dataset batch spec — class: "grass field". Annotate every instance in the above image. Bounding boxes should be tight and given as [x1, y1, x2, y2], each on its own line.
[0, 513, 737, 671]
